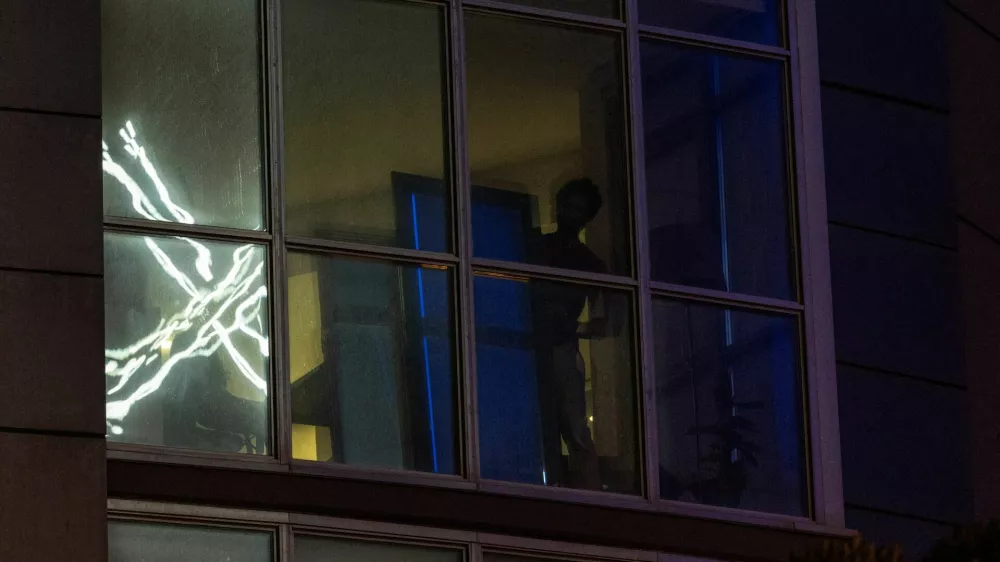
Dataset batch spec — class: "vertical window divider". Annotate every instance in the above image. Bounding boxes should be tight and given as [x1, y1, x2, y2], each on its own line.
[266, 0, 294, 465]
[450, 0, 482, 485]
[786, 0, 845, 527]
[279, 521, 295, 562]
[469, 539, 484, 562]
[622, 0, 659, 504]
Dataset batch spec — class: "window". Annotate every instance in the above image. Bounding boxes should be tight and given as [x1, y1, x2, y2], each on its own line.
[109, 520, 274, 562]
[108, 507, 745, 562]
[102, 0, 837, 525]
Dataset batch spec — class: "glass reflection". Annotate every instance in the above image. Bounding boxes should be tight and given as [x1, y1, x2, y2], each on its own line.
[102, 0, 264, 230]
[288, 253, 458, 474]
[110, 521, 273, 562]
[652, 299, 805, 515]
[296, 535, 463, 562]
[475, 273, 639, 494]
[638, 0, 780, 46]
[283, 0, 450, 252]
[465, 14, 631, 276]
[641, 41, 793, 300]
[104, 233, 270, 454]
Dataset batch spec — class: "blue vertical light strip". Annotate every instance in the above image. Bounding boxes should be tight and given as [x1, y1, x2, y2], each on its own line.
[411, 193, 440, 472]
[713, 58, 739, 464]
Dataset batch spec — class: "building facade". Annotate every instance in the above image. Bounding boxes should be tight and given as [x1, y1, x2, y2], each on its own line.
[0, 0, 996, 561]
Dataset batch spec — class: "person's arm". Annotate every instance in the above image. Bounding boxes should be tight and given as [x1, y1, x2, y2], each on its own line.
[576, 251, 622, 339]
[577, 287, 624, 339]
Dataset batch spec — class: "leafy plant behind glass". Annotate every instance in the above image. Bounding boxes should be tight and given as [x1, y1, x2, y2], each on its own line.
[687, 384, 764, 508]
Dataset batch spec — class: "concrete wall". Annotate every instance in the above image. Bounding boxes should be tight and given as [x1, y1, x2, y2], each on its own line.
[816, 0, 978, 558]
[0, 1, 106, 560]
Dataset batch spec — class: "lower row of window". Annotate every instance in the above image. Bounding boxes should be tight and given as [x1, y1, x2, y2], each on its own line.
[105, 232, 806, 516]
[110, 518, 714, 562]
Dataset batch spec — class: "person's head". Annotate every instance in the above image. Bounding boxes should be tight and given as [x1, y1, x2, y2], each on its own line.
[555, 178, 603, 233]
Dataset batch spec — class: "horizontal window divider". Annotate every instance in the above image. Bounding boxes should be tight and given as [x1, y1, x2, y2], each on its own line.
[477, 533, 656, 561]
[656, 498, 814, 532]
[471, 257, 639, 288]
[649, 281, 804, 313]
[285, 236, 460, 266]
[108, 444, 288, 471]
[477, 479, 652, 511]
[462, 0, 625, 30]
[289, 461, 475, 491]
[637, 24, 791, 59]
[291, 515, 477, 544]
[109, 498, 291, 525]
[103, 216, 273, 244]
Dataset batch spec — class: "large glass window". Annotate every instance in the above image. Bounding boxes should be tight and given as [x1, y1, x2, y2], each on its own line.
[288, 253, 458, 473]
[652, 299, 805, 515]
[109, 520, 273, 562]
[102, 0, 264, 230]
[104, 233, 270, 454]
[638, 0, 782, 46]
[101, 0, 817, 523]
[475, 274, 639, 493]
[282, 0, 451, 252]
[465, 14, 631, 277]
[640, 42, 793, 300]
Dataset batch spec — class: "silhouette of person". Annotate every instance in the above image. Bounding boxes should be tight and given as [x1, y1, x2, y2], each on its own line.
[530, 178, 612, 491]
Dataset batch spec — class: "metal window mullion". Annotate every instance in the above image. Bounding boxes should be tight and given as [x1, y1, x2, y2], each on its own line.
[103, 216, 273, 244]
[266, 0, 293, 466]
[637, 24, 790, 59]
[649, 281, 805, 314]
[471, 258, 638, 288]
[450, 0, 481, 485]
[786, 0, 844, 527]
[462, 0, 625, 30]
[623, 0, 659, 505]
[280, 521, 294, 562]
[285, 236, 460, 266]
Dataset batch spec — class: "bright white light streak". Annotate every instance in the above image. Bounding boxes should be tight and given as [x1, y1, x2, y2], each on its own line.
[179, 237, 215, 282]
[120, 121, 195, 224]
[103, 121, 270, 422]
[144, 236, 200, 297]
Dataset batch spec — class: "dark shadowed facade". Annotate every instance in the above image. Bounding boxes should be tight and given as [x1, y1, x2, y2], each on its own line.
[0, 0, 997, 561]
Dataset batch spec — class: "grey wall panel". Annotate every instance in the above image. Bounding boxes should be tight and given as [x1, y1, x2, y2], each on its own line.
[0, 111, 102, 275]
[845, 507, 954, 561]
[0, 0, 100, 115]
[816, 0, 948, 108]
[829, 225, 961, 385]
[822, 87, 953, 247]
[839, 366, 972, 523]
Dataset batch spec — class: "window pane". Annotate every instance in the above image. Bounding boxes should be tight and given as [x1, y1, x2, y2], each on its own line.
[641, 42, 793, 300]
[283, 0, 451, 253]
[102, 0, 264, 230]
[296, 535, 463, 562]
[110, 521, 273, 562]
[482, 0, 620, 19]
[104, 233, 270, 454]
[466, 15, 631, 277]
[475, 273, 639, 493]
[652, 299, 805, 515]
[288, 253, 458, 474]
[638, 0, 781, 46]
